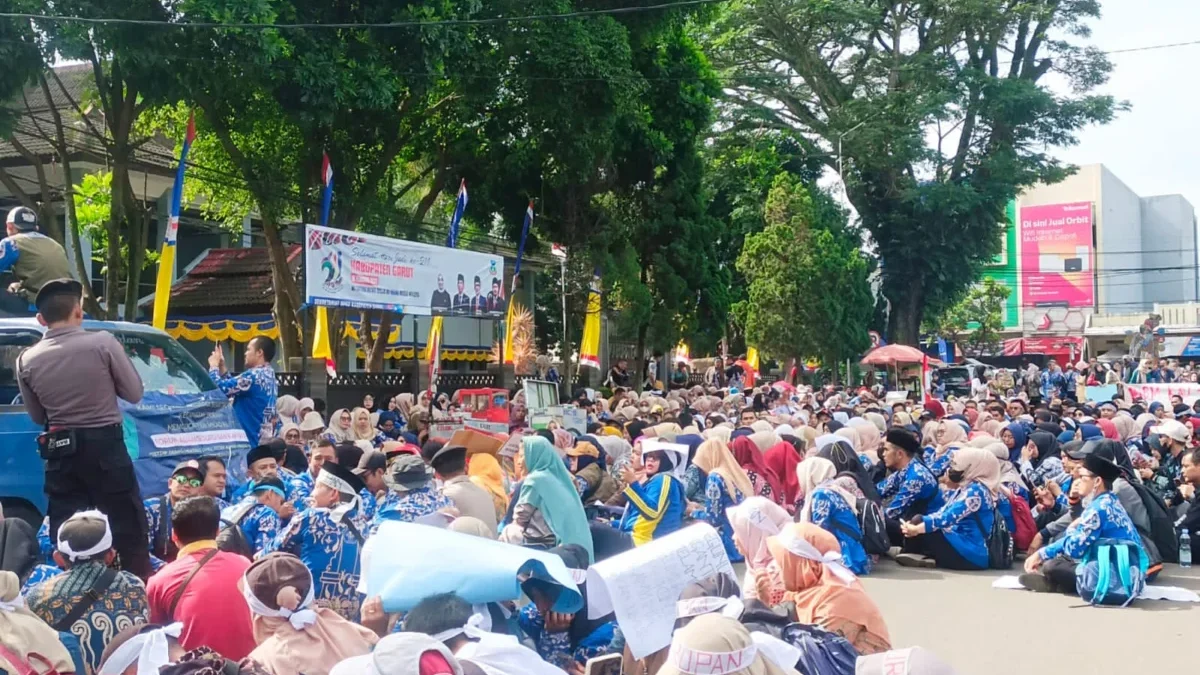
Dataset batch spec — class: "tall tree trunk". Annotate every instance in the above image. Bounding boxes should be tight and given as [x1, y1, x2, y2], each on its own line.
[104, 155, 128, 320]
[261, 210, 302, 361]
[886, 279, 925, 345]
[634, 322, 648, 393]
[364, 310, 394, 372]
[122, 182, 147, 321]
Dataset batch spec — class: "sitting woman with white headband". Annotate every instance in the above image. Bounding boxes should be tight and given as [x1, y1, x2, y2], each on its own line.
[242, 553, 377, 675]
[657, 614, 799, 675]
[765, 523, 891, 656]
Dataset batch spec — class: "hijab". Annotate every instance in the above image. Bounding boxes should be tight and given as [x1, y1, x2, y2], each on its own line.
[1029, 431, 1060, 469]
[1097, 418, 1120, 441]
[796, 458, 858, 522]
[676, 434, 705, 466]
[276, 395, 300, 421]
[518, 437, 595, 561]
[730, 436, 784, 502]
[726, 497, 791, 571]
[693, 439, 755, 500]
[766, 523, 890, 649]
[449, 517, 496, 539]
[351, 407, 376, 442]
[949, 448, 1001, 495]
[594, 435, 632, 467]
[468, 453, 509, 516]
[551, 428, 576, 454]
[938, 420, 968, 447]
[748, 430, 780, 452]
[847, 418, 881, 463]
[864, 412, 887, 434]
[244, 553, 378, 675]
[834, 427, 860, 453]
[656, 614, 794, 675]
[327, 409, 354, 443]
[547, 544, 613, 646]
[1003, 423, 1028, 463]
[920, 422, 939, 447]
[0, 571, 74, 675]
[1079, 423, 1103, 441]
[816, 440, 880, 502]
[980, 440, 1022, 487]
[1112, 414, 1137, 443]
[978, 419, 1002, 438]
[762, 442, 803, 507]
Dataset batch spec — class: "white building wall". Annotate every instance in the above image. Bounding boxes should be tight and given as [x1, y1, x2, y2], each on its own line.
[1140, 194, 1198, 305]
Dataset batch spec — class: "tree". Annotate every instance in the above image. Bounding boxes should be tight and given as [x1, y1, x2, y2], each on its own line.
[735, 174, 872, 378]
[711, 0, 1121, 342]
[923, 277, 1010, 357]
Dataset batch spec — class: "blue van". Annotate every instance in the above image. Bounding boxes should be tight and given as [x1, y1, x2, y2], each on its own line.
[0, 319, 251, 527]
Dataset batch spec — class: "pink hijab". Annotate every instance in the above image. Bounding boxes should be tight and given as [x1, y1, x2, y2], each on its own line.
[727, 497, 791, 570]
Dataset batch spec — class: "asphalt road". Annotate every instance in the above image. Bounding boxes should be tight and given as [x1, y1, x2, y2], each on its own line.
[858, 560, 1200, 674]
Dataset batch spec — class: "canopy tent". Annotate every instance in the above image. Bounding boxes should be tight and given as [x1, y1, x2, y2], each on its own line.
[860, 344, 944, 367]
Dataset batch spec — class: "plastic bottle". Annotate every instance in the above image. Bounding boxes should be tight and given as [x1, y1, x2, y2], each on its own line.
[1181, 529, 1193, 569]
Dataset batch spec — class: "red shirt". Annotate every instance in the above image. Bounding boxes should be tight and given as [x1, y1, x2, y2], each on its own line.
[146, 541, 256, 660]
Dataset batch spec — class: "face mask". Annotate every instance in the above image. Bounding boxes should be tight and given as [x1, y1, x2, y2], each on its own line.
[947, 469, 966, 483]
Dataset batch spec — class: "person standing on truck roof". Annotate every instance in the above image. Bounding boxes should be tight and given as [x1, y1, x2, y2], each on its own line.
[0, 207, 74, 315]
[14, 278, 150, 580]
[208, 336, 278, 446]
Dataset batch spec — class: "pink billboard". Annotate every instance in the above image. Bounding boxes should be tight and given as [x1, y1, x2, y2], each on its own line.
[1019, 202, 1094, 308]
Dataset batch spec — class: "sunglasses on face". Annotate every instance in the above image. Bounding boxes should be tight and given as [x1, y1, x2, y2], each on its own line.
[172, 475, 202, 488]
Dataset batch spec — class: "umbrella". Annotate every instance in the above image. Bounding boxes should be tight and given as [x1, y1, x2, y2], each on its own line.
[860, 344, 945, 367]
[771, 381, 797, 393]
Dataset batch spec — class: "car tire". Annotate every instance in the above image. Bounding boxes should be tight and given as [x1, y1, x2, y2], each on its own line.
[0, 498, 42, 530]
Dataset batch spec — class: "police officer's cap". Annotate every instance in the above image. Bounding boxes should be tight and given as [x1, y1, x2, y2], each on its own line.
[35, 278, 83, 310]
[5, 206, 37, 231]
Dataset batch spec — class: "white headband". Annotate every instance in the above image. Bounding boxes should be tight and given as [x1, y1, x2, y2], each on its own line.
[777, 530, 856, 586]
[675, 596, 745, 620]
[429, 612, 491, 643]
[57, 510, 113, 561]
[97, 623, 183, 675]
[668, 643, 759, 675]
[240, 577, 318, 631]
[317, 469, 361, 520]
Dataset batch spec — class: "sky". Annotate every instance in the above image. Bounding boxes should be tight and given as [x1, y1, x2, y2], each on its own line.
[1053, 0, 1200, 207]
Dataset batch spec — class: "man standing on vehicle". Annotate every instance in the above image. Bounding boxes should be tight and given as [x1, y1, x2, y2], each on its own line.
[14, 278, 150, 579]
[0, 207, 74, 315]
[208, 336, 278, 446]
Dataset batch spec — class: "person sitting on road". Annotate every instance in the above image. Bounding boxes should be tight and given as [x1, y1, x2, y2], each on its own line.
[1020, 447, 1148, 597]
[877, 428, 943, 549]
[689, 438, 754, 563]
[797, 457, 869, 575]
[728, 497, 792, 605]
[0, 207, 74, 316]
[898, 449, 1002, 570]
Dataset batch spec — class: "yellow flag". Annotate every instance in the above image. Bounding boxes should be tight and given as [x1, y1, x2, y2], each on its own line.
[579, 272, 601, 369]
[312, 306, 336, 377]
[502, 301, 517, 365]
[426, 316, 443, 395]
[746, 347, 760, 372]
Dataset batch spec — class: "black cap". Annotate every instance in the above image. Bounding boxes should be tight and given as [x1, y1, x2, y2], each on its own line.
[430, 443, 467, 466]
[246, 443, 277, 467]
[6, 206, 37, 231]
[171, 459, 203, 477]
[1174, 403, 1192, 418]
[885, 427, 921, 456]
[320, 460, 365, 495]
[1084, 451, 1122, 481]
[267, 438, 288, 461]
[34, 278, 82, 310]
[1062, 439, 1090, 460]
[351, 450, 387, 476]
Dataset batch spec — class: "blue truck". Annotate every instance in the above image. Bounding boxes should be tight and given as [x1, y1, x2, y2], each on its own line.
[0, 318, 251, 528]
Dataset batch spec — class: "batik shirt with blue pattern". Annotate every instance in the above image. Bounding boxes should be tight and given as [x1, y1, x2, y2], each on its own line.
[808, 486, 871, 575]
[921, 480, 996, 569]
[691, 473, 745, 563]
[1038, 491, 1144, 563]
[1019, 456, 1066, 489]
[263, 506, 363, 622]
[25, 561, 149, 672]
[222, 498, 282, 555]
[923, 445, 962, 478]
[210, 364, 277, 445]
[371, 486, 454, 536]
[877, 459, 944, 519]
[518, 603, 623, 669]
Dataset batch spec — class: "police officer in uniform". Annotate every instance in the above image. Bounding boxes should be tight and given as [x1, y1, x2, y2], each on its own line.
[15, 278, 150, 579]
[0, 207, 73, 315]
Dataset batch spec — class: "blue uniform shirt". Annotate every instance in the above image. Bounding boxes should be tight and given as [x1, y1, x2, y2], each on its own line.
[808, 487, 871, 575]
[878, 459, 944, 520]
[222, 499, 281, 555]
[922, 480, 996, 569]
[691, 472, 745, 563]
[1039, 491, 1145, 563]
[210, 364, 277, 445]
[263, 507, 363, 621]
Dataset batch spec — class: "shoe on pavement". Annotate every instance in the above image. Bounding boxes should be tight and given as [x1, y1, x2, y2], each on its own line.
[894, 553, 936, 568]
[1018, 573, 1054, 593]
[886, 546, 902, 560]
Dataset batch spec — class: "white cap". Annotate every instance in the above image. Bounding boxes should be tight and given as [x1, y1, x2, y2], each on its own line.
[1150, 419, 1191, 443]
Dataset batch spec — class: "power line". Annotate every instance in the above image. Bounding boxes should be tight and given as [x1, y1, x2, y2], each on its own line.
[0, 0, 722, 30]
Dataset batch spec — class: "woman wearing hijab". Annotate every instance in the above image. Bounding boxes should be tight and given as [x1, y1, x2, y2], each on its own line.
[1018, 430, 1066, 490]
[765, 523, 890, 656]
[517, 544, 620, 671]
[502, 437, 594, 560]
[655, 614, 799, 675]
[762, 442, 803, 515]
[728, 498, 792, 604]
[594, 435, 633, 487]
[243, 553, 377, 675]
[924, 419, 968, 478]
[467, 453, 510, 524]
[730, 436, 785, 505]
[325, 409, 354, 444]
[976, 439, 1026, 538]
[847, 418, 882, 465]
[0, 570, 76, 675]
[350, 407, 387, 447]
[898, 448, 1002, 570]
[618, 441, 687, 545]
[817, 440, 879, 502]
[1000, 422, 1030, 465]
[675, 434, 707, 503]
[796, 458, 868, 575]
[566, 441, 617, 503]
[690, 439, 754, 563]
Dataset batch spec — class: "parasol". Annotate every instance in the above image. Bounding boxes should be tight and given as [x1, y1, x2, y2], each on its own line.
[860, 344, 945, 367]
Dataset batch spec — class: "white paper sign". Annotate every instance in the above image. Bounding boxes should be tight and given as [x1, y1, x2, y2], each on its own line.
[562, 406, 587, 434]
[586, 523, 734, 659]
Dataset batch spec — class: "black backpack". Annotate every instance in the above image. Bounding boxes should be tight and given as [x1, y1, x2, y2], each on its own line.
[824, 496, 889, 557]
[215, 503, 257, 560]
[972, 506, 1013, 570]
[1125, 478, 1179, 564]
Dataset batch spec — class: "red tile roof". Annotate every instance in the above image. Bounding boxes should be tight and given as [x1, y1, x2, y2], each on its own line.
[146, 246, 302, 315]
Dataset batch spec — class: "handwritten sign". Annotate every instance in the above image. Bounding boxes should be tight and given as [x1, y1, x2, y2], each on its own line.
[1126, 383, 1200, 406]
[586, 523, 734, 659]
[363, 521, 582, 613]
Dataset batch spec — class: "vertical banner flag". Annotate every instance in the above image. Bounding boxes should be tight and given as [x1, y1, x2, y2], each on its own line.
[427, 179, 468, 389]
[313, 153, 337, 378]
[504, 202, 534, 365]
[746, 348, 760, 372]
[579, 270, 602, 369]
[922, 354, 932, 400]
[152, 113, 195, 330]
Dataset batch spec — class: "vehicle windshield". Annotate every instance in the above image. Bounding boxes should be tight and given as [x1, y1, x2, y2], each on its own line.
[105, 330, 216, 395]
[939, 369, 969, 384]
